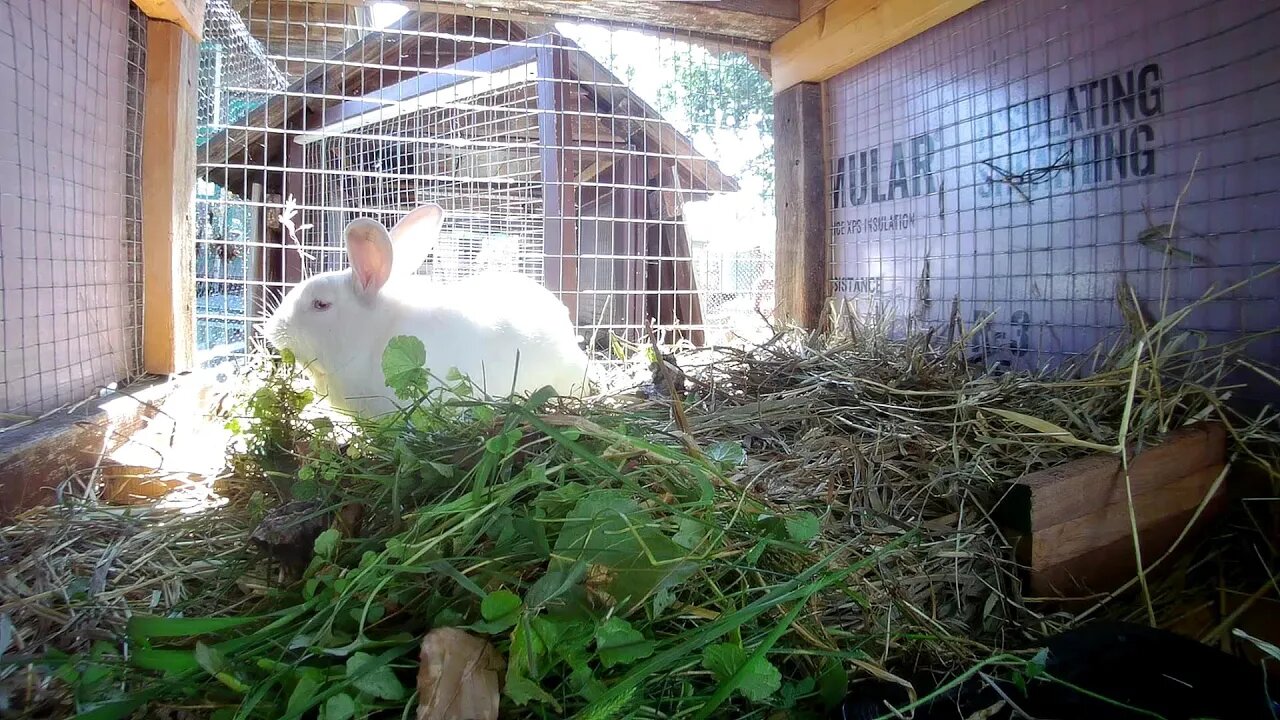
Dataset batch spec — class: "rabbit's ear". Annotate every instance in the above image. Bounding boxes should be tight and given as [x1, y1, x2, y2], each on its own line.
[345, 218, 394, 297]
[389, 203, 445, 275]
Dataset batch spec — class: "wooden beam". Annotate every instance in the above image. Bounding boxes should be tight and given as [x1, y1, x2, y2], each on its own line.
[310, 0, 797, 43]
[536, 37, 579, 322]
[317, 41, 539, 127]
[770, 0, 983, 92]
[797, 0, 836, 21]
[132, 0, 206, 40]
[142, 20, 198, 375]
[773, 82, 826, 328]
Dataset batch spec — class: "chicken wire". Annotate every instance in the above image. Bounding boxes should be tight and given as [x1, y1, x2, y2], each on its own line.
[0, 0, 146, 420]
[193, 1, 776, 368]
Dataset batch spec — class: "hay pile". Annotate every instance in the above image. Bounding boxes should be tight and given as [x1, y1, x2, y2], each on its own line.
[1, 288, 1278, 719]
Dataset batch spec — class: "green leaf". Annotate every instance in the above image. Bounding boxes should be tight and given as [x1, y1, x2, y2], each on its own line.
[427, 461, 455, 479]
[433, 608, 465, 628]
[700, 643, 781, 701]
[1027, 647, 1049, 679]
[505, 675, 558, 707]
[784, 512, 821, 543]
[345, 652, 405, 701]
[384, 538, 406, 560]
[672, 516, 708, 550]
[553, 490, 697, 611]
[706, 440, 746, 467]
[127, 614, 263, 640]
[533, 482, 590, 517]
[817, 660, 849, 708]
[524, 385, 558, 411]
[778, 676, 816, 709]
[512, 515, 551, 559]
[194, 642, 229, 677]
[287, 675, 321, 715]
[525, 563, 587, 609]
[735, 657, 782, 702]
[313, 528, 341, 559]
[485, 428, 523, 456]
[129, 648, 200, 674]
[701, 643, 747, 681]
[382, 335, 428, 392]
[594, 617, 655, 669]
[292, 477, 319, 501]
[322, 693, 356, 720]
[651, 586, 677, 617]
[479, 589, 523, 632]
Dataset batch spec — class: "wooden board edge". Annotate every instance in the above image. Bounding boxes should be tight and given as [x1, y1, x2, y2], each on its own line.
[141, 19, 198, 375]
[132, 0, 206, 41]
[1019, 421, 1227, 528]
[770, 0, 984, 92]
[1029, 462, 1227, 571]
[1027, 488, 1230, 599]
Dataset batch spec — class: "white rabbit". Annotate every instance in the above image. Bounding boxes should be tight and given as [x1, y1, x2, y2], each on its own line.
[262, 204, 591, 417]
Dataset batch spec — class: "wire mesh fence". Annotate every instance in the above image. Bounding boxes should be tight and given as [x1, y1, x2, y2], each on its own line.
[193, 0, 776, 369]
[824, 0, 1280, 389]
[0, 0, 146, 420]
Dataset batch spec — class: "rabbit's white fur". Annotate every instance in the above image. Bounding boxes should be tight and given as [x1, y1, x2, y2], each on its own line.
[263, 204, 590, 417]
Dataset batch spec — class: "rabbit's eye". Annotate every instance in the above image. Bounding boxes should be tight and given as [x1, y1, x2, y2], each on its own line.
[311, 299, 332, 311]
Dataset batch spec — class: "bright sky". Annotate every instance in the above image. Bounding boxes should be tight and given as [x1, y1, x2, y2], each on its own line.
[369, 2, 410, 29]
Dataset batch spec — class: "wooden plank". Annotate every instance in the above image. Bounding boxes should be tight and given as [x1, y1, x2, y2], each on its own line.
[770, 0, 984, 92]
[142, 20, 198, 375]
[132, 0, 206, 40]
[1015, 423, 1227, 530]
[1027, 490, 1229, 598]
[319, 42, 539, 127]
[306, 0, 797, 43]
[536, 37, 579, 322]
[0, 378, 176, 519]
[772, 82, 826, 328]
[798, 0, 837, 21]
[1029, 463, 1227, 573]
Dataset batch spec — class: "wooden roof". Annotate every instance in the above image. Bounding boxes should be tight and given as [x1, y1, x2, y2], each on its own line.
[199, 10, 740, 198]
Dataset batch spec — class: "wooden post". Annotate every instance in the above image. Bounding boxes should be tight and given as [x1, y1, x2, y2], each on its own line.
[131, 0, 206, 41]
[141, 20, 198, 375]
[770, 0, 985, 92]
[773, 82, 826, 329]
[536, 36, 580, 322]
[625, 155, 649, 343]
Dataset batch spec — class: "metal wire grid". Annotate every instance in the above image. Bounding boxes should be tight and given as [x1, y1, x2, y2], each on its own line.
[124, 4, 147, 378]
[193, 1, 776, 366]
[299, 77, 546, 282]
[0, 0, 143, 419]
[825, 0, 1280, 377]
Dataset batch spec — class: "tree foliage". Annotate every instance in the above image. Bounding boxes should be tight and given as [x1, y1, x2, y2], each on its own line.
[657, 52, 774, 201]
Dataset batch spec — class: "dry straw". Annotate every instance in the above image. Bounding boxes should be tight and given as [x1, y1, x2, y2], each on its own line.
[2, 267, 1278, 717]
